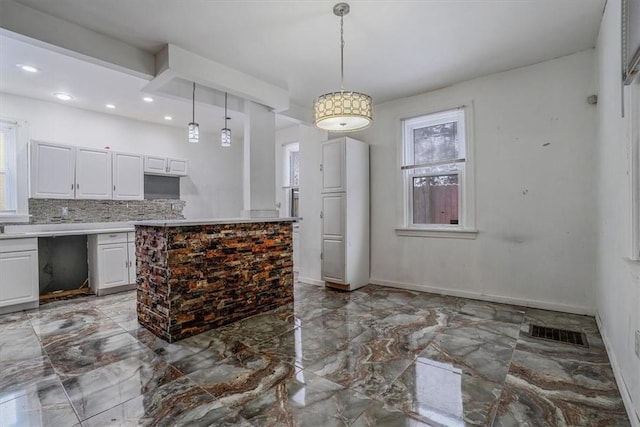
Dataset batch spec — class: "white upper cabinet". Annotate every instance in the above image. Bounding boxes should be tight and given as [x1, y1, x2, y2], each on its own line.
[167, 158, 188, 176]
[144, 155, 188, 176]
[75, 147, 112, 199]
[31, 141, 75, 199]
[112, 152, 143, 200]
[321, 138, 346, 193]
[143, 155, 167, 175]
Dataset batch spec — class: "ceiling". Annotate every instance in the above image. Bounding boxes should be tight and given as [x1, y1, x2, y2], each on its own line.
[0, 0, 606, 132]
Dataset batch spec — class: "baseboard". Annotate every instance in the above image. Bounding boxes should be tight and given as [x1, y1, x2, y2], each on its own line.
[297, 276, 324, 287]
[369, 278, 595, 315]
[0, 300, 38, 315]
[596, 313, 640, 427]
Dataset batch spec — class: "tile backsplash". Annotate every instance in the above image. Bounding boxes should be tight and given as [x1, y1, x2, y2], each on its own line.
[25, 198, 185, 224]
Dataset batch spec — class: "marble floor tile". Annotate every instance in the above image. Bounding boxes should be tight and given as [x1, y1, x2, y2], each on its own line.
[81, 377, 252, 427]
[523, 307, 600, 333]
[46, 331, 152, 379]
[493, 348, 630, 426]
[0, 282, 632, 426]
[0, 376, 79, 427]
[62, 351, 182, 420]
[0, 355, 57, 396]
[384, 357, 502, 426]
[0, 327, 44, 362]
[237, 370, 372, 427]
[442, 314, 521, 349]
[351, 400, 436, 427]
[416, 333, 513, 385]
[306, 343, 414, 399]
[186, 344, 298, 409]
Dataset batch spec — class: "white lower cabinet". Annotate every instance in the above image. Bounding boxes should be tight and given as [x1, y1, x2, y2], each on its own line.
[88, 232, 136, 295]
[0, 238, 39, 313]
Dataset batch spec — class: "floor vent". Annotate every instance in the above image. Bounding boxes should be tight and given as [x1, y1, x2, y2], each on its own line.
[528, 325, 588, 348]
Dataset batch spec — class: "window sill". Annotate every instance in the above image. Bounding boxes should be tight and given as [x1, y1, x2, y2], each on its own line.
[0, 214, 30, 224]
[395, 227, 478, 239]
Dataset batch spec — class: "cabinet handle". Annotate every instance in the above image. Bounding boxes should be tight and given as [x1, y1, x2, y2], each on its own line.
[320, 164, 323, 172]
[76, 183, 79, 189]
[71, 184, 74, 190]
[320, 212, 323, 219]
[108, 234, 117, 237]
[113, 185, 116, 191]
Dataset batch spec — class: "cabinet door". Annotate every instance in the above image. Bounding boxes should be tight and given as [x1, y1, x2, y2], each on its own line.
[97, 243, 129, 288]
[31, 141, 75, 199]
[113, 153, 143, 200]
[322, 194, 345, 239]
[321, 139, 345, 193]
[0, 251, 38, 307]
[76, 147, 112, 199]
[144, 156, 167, 174]
[167, 158, 188, 176]
[127, 241, 136, 285]
[322, 239, 345, 283]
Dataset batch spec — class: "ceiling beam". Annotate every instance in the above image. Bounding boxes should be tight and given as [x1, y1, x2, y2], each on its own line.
[149, 44, 289, 112]
[0, 0, 155, 79]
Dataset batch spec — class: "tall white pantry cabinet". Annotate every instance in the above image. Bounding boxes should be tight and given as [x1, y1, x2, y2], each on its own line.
[320, 137, 369, 291]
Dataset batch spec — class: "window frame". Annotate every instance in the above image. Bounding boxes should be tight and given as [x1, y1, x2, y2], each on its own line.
[396, 104, 477, 238]
[0, 119, 29, 223]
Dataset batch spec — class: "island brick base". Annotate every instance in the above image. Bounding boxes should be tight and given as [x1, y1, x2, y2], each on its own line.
[135, 221, 294, 342]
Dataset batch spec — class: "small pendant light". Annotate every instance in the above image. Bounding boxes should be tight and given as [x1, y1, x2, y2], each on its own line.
[188, 82, 199, 143]
[221, 92, 231, 147]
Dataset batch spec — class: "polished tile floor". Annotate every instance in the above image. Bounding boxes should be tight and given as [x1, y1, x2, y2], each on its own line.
[0, 283, 631, 426]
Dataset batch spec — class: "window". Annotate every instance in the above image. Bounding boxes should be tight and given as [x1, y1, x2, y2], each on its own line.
[400, 107, 475, 236]
[283, 142, 300, 217]
[0, 122, 17, 213]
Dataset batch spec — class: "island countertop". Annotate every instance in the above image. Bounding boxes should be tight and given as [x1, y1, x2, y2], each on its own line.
[134, 217, 298, 227]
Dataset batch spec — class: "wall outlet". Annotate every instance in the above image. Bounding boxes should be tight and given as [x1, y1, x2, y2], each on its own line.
[636, 330, 640, 359]
[61, 207, 69, 218]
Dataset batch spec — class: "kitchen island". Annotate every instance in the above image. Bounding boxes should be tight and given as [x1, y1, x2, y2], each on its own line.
[135, 218, 295, 342]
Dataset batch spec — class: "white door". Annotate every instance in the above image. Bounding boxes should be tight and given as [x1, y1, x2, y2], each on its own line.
[167, 158, 188, 176]
[0, 251, 38, 307]
[31, 142, 75, 198]
[322, 194, 345, 239]
[322, 239, 345, 283]
[76, 147, 112, 199]
[97, 243, 129, 288]
[144, 155, 167, 174]
[113, 153, 143, 200]
[321, 139, 345, 193]
[127, 241, 136, 284]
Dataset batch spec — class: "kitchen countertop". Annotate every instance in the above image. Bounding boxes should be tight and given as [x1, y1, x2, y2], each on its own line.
[134, 217, 298, 227]
[0, 222, 135, 240]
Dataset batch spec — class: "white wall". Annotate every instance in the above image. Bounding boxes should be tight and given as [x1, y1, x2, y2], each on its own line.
[0, 93, 243, 218]
[595, 0, 640, 422]
[275, 123, 326, 284]
[355, 49, 598, 314]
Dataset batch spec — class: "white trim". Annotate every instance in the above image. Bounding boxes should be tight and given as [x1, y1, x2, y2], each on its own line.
[395, 227, 478, 239]
[596, 313, 640, 427]
[369, 278, 595, 315]
[630, 79, 640, 260]
[297, 276, 324, 287]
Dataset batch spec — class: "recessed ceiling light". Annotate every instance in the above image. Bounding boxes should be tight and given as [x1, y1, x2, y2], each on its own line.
[18, 64, 39, 73]
[105, 104, 116, 109]
[143, 97, 154, 103]
[164, 115, 173, 121]
[54, 92, 73, 101]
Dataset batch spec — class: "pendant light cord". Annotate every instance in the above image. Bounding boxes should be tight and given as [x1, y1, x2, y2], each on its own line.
[224, 92, 228, 127]
[340, 12, 345, 92]
[192, 82, 196, 122]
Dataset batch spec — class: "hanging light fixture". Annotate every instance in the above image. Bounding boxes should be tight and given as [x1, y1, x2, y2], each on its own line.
[188, 82, 199, 143]
[313, 3, 373, 132]
[221, 92, 231, 147]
